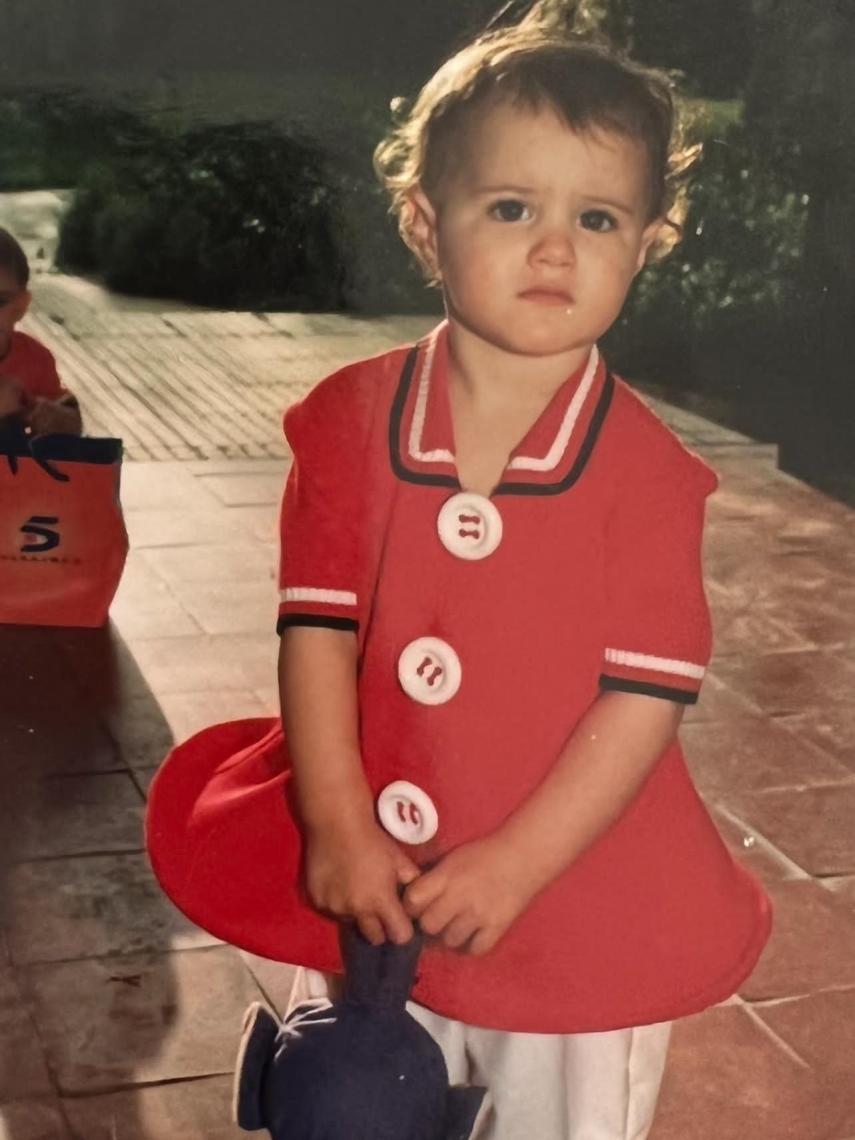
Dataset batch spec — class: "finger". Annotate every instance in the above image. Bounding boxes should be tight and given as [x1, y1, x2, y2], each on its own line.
[395, 854, 421, 886]
[403, 868, 446, 916]
[468, 927, 498, 957]
[357, 912, 387, 946]
[441, 913, 479, 950]
[418, 896, 460, 939]
[378, 897, 414, 945]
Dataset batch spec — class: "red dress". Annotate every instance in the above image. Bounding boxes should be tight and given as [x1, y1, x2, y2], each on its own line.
[0, 331, 65, 400]
[147, 323, 771, 1034]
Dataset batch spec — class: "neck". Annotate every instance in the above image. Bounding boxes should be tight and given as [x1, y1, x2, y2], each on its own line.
[446, 320, 592, 407]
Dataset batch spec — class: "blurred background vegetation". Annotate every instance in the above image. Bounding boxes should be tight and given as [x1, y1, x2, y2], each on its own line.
[0, 0, 852, 492]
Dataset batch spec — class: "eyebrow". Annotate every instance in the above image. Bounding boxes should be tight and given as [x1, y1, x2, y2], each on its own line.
[473, 185, 540, 196]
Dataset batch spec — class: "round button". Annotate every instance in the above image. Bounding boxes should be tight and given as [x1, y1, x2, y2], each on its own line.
[377, 781, 439, 845]
[398, 637, 462, 705]
[437, 492, 503, 561]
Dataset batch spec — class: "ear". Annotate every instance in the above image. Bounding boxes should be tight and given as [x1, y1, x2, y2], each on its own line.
[634, 219, 664, 275]
[405, 188, 440, 277]
[11, 289, 31, 322]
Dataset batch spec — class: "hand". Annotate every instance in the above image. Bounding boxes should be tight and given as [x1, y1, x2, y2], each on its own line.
[304, 817, 420, 947]
[27, 397, 82, 436]
[0, 377, 24, 418]
[404, 835, 539, 956]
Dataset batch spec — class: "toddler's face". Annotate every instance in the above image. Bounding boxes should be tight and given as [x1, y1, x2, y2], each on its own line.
[0, 266, 30, 356]
[412, 100, 661, 360]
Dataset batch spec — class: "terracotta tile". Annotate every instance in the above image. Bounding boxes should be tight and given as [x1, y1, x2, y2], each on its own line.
[778, 708, 855, 774]
[198, 472, 284, 506]
[0, 969, 53, 1099]
[119, 462, 220, 512]
[101, 695, 175, 769]
[820, 876, 855, 911]
[124, 508, 254, 549]
[681, 673, 760, 725]
[711, 608, 815, 657]
[0, 635, 119, 777]
[739, 880, 855, 1001]
[109, 559, 202, 640]
[20, 947, 262, 1093]
[132, 766, 158, 797]
[141, 542, 277, 585]
[711, 651, 855, 717]
[12, 773, 144, 860]
[754, 989, 855, 1101]
[63, 1076, 243, 1140]
[154, 690, 270, 743]
[711, 808, 803, 882]
[236, 951, 297, 1018]
[122, 635, 276, 696]
[723, 784, 855, 876]
[650, 1003, 848, 1140]
[54, 627, 153, 707]
[0, 705, 119, 778]
[4, 854, 219, 965]
[0, 1099, 72, 1139]
[681, 718, 851, 799]
[163, 579, 276, 636]
[221, 505, 279, 544]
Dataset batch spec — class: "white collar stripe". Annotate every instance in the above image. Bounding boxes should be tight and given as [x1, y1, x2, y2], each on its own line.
[407, 332, 599, 472]
[408, 330, 454, 464]
[604, 648, 705, 680]
[507, 346, 599, 472]
[281, 587, 357, 606]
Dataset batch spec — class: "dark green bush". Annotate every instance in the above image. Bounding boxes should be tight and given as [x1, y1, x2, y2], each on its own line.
[58, 122, 351, 310]
[605, 120, 809, 434]
[56, 113, 437, 314]
[0, 87, 153, 190]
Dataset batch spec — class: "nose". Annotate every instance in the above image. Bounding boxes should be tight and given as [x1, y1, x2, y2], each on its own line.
[530, 226, 575, 269]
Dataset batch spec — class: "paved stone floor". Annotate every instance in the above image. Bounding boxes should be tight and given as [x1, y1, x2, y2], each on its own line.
[2, 199, 855, 1138]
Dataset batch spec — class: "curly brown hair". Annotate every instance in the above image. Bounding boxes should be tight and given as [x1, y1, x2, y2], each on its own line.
[0, 227, 30, 289]
[374, 17, 698, 279]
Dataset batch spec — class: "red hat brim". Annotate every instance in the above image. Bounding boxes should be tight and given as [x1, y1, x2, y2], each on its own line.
[146, 717, 341, 971]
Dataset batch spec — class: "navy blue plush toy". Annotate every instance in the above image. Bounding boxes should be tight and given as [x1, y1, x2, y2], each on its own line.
[234, 926, 486, 1139]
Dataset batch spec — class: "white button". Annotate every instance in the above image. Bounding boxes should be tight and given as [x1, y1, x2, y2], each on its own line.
[437, 492, 503, 560]
[377, 781, 439, 844]
[398, 637, 462, 705]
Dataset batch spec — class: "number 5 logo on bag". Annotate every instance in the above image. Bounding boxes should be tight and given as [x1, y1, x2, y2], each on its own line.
[20, 515, 61, 554]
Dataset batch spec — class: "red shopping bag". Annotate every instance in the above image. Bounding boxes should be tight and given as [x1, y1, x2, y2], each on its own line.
[0, 433, 128, 627]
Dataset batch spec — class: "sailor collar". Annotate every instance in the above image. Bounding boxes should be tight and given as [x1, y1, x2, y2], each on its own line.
[388, 322, 614, 497]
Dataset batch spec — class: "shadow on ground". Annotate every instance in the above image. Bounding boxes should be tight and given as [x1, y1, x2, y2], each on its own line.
[0, 623, 181, 1139]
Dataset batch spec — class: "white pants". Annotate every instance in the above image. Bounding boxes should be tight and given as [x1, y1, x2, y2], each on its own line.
[289, 969, 671, 1140]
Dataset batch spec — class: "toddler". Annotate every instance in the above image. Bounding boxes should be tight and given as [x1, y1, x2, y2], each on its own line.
[0, 227, 81, 440]
[147, 10, 772, 1139]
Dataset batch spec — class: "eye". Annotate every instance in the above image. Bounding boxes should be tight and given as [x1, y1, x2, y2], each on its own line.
[488, 199, 532, 223]
[580, 210, 617, 233]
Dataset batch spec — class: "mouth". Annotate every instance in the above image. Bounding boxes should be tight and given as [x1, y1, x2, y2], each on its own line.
[518, 289, 575, 307]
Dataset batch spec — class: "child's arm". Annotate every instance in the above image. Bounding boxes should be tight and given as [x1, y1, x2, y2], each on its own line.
[404, 690, 682, 955]
[279, 626, 419, 947]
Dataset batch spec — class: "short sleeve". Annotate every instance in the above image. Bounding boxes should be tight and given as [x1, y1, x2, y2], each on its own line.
[276, 373, 368, 635]
[3, 333, 64, 401]
[600, 443, 718, 705]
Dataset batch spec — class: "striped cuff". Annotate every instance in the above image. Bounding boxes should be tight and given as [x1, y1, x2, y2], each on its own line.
[277, 586, 358, 635]
[599, 648, 706, 704]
